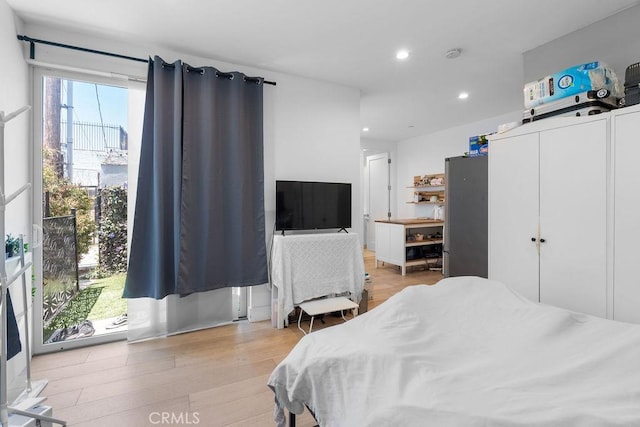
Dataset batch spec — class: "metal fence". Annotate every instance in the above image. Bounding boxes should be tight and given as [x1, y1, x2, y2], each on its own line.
[60, 121, 128, 152]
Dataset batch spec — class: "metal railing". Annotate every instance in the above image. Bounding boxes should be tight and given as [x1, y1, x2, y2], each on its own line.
[60, 121, 128, 152]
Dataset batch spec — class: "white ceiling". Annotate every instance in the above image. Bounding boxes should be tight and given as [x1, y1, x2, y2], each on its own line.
[7, 0, 640, 141]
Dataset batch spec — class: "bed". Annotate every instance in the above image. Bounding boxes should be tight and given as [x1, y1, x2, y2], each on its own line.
[267, 276, 640, 426]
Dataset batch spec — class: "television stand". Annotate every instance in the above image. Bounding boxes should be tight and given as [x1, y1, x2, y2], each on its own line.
[270, 233, 365, 329]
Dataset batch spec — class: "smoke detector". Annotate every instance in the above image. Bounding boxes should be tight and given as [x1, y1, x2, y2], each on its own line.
[445, 48, 462, 59]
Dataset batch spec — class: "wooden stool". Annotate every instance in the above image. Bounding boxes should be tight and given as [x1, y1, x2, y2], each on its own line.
[297, 297, 359, 335]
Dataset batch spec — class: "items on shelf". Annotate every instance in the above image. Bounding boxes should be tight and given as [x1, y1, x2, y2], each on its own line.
[407, 231, 442, 243]
[469, 133, 493, 157]
[523, 61, 622, 109]
[522, 61, 622, 123]
[409, 173, 445, 205]
[413, 174, 444, 187]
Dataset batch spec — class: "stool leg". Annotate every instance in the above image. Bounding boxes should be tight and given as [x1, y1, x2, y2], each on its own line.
[297, 309, 307, 335]
[309, 316, 315, 334]
[340, 310, 347, 322]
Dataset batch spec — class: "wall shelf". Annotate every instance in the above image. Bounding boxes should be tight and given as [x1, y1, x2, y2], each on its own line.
[407, 185, 445, 189]
[405, 239, 443, 247]
[406, 201, 444, 205]
[409, 173, 445, 205]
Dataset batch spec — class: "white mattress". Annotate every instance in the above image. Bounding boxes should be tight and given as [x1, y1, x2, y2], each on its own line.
[268, 276, 640, 426]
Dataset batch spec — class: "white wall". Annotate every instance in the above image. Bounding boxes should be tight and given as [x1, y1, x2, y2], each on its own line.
[18, 22, 361, 322]
[0, 0, 32, 402]
[269, 73, 361, 233]
[0, 1, 30, 241]
[395, 111, 521, 219]
[523, 4, 640, 85]
[261, 73, 360, 320]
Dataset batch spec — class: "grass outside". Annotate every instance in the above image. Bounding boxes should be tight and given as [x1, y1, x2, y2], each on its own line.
[87, 273, 127, 320]
[44, 273, 127, 341]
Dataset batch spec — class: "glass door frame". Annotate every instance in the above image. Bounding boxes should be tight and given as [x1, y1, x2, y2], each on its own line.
[32, 66, 129, 354]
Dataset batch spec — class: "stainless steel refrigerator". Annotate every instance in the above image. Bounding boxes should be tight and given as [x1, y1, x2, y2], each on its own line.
[443, 155, 488, 278]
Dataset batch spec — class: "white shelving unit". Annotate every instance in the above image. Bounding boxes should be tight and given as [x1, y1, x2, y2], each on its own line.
[0, 106, 66, 426]
[374, 219, 444, 275]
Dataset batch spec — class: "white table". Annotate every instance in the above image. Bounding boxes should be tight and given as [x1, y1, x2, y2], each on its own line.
[270, 232, 365, 329]
[297, 296, 359, 334]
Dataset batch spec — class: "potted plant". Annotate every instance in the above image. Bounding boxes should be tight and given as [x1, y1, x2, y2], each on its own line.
[5, 234, 20, 259]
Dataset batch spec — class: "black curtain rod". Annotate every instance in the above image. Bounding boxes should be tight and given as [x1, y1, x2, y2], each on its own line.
[16, 34, 277, 86]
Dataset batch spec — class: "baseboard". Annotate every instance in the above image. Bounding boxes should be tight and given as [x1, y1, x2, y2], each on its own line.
[248, 305, 271, 322]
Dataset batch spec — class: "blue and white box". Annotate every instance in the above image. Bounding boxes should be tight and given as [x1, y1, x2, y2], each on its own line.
[469, 133, 493, 157]
[523, 61, 622, 109]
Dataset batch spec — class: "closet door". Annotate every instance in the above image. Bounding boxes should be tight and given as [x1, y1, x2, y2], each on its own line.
[489, 132, 540, 301]
[539, 119, 607, 317]
[613, 108, 640, 323]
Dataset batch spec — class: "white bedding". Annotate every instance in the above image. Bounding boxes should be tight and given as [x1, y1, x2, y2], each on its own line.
[268, 276, 640, 426]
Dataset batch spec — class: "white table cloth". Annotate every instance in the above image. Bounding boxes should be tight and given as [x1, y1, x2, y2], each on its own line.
[270, 233, 365, 328]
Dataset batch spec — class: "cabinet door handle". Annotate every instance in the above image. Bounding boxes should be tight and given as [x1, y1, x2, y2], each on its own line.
[531, 237, 537, 242]
[540, 238, 546, 243]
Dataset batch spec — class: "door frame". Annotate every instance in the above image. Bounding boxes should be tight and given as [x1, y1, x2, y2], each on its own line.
[365, 152, 390, 250]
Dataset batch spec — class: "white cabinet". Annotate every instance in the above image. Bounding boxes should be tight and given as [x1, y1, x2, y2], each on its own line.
[374, 222, 405, 268]
[375, 219, 444, 275]
[613, 105, 640, 323]
[488, 132, 539, 302]
[489, 116, 608, 318]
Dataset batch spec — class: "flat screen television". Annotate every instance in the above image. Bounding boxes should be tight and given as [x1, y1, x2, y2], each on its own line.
[276, 180, 352, 231]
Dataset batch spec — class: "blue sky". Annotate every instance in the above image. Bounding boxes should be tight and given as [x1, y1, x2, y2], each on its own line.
[61, 79, 128, 131]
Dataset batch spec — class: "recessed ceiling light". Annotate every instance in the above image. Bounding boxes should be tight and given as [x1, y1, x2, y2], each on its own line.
[396, 49, 410, 60]
[458, 92, 469, 100]
[362, 127, 370, 132]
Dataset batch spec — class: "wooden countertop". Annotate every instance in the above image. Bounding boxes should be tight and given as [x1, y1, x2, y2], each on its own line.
[374, 218, 444, 225]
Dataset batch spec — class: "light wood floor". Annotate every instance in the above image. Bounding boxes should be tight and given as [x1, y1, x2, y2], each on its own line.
[32, 251, 443, 426]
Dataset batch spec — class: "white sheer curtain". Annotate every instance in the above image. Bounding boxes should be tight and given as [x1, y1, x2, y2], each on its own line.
[126, 82, 235, 342]
[127, 290, 233, 341]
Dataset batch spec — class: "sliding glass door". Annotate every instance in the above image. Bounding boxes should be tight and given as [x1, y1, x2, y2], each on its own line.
[32, 68, 131, 353]
[32, 67, 249, 352]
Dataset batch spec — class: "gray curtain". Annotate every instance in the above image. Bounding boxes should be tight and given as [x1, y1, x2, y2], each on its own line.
[124, 56, 268, 300]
